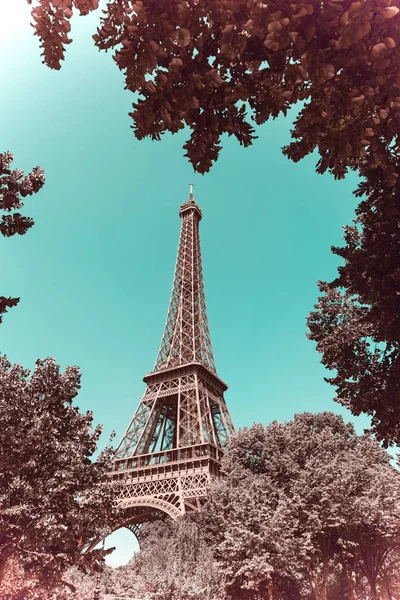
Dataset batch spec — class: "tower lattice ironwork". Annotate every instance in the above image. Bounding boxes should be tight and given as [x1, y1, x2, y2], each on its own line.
[109, 188, 235, 535]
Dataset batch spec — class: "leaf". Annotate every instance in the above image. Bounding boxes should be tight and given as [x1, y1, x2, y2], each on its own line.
[304, 22, 316, 42]
[178, 27, 190, 47]
[372, 42, 387, 58]
[381, 6, 400, 19]
[351, 94, 365, 105]
[168, 57, 183, 71]
[323, 64, 335, 79]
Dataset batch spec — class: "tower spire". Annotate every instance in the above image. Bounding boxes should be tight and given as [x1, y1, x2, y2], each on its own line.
[153, 191, 216, 374]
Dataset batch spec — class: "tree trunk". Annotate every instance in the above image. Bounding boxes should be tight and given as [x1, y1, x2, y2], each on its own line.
[348, 582, 357, 600]
[344, 566, 357, 600]
[386, 579, 393, 600]
[266, 575, 274, 600]
[319, 585, 328, 600]
[308, 567, 328, 600]
[369, 581, 378, 600]
[361, 545, 388, 600]
[0, 550, 9, 586]
[320, 547, 329, 600]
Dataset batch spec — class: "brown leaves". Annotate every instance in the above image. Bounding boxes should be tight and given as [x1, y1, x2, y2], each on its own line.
[74, 0, 99, 14]
[177, 27, 191, 47]
[0, 152, 45, 237]
[28, 0, 99, 69]
[100, 0, 400, 178]
[323, 63, 335, 79]
[0, 213, 35, 238]
[28, 0, 400, 180]
[308, 179, 400, 445]
[336, 4, 372, 49]
[0, 356, 118, 590]
[19, 0, 399, 220]
[0, 152, 45, 323]
[0, 297, 20, 325]
[372, 41, 388, 57]
[382, 5, 400, 19]
[168, 57, 183, 71]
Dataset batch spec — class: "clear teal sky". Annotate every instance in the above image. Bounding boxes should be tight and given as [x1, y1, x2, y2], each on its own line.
[0, 1, 371, 566]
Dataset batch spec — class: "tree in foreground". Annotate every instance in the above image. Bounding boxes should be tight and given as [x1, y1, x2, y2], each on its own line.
[28, 0, 400, 179]
[0, 355, 117, 595]
[200, 414, 400, 600]
[0, 558, 74, 600]
[0, 152, 45, 323]
[308, 186, 400, 446]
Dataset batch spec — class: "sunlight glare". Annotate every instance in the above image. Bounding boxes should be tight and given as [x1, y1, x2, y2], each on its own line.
[0, 1, 32, 43]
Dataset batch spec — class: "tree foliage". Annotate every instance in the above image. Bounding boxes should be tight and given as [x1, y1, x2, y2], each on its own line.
[0, 558, 75, 600]
[28, 0, 400, 182]
[27, 0, 400, 179]
[0, 152, 45, 323]
[66, 520, 221, 600]
[308, 187, 400, 446]
[0, 355, 117, 593]
[200, 414, 400, 600]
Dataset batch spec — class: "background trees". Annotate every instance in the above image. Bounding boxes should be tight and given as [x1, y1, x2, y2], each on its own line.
[65, 414, 400, 600]
[0, 355, 117, 594]
[0, 558, 73, 600]
[199, 414, 400, 600]
[0, 151, 45, 323]
[66, 519, 221, 600]
[112, 519, 221, 600]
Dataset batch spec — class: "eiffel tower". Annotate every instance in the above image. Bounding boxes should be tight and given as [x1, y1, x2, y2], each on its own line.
[109, 187, 235, 537]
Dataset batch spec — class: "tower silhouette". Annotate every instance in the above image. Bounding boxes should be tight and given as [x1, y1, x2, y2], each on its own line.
[109, 189, 235, 536]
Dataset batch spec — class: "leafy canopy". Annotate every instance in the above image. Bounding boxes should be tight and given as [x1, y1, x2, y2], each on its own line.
[0, 152, 45, 323]
[28, 0, 400, 181]
[308, 186, 400, 446]
[0, 355, 117, 593]
[200, 414, 400, 600]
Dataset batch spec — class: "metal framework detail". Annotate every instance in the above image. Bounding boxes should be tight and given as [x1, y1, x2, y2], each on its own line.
[109, 190, 235, 535]
[155, 194, 216, 373]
